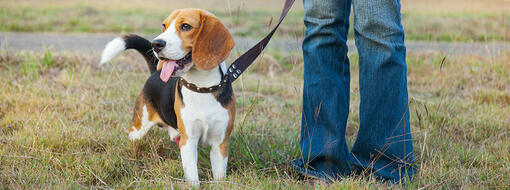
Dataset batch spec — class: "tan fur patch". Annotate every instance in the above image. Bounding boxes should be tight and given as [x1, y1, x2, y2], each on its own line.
[175, 9, 202, 51]
[156, 60, 163, 71]
[162, 10, 182, 32]
[219, 96, 235, 157]
[174, 86, 188, 148]
[192, 10, 235, 70]
[129, 91, 163, 132]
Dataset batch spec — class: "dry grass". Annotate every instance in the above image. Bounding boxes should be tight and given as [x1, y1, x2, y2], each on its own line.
[4, 0, 507, 13]
[1, 0, 304, 12]
[0, 0, 509, 188]
[402, 0, 508, 13]
[1, 0, 509, 41]
[0, 47, 508, 189]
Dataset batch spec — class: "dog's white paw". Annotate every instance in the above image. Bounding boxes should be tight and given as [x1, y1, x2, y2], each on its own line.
[128, 128, 145, 141]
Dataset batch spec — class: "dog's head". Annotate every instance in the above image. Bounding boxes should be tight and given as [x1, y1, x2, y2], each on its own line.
[152, 8, 234, 82]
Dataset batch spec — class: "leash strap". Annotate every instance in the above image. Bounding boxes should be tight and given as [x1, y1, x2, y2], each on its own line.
[223, 0, 295, 83]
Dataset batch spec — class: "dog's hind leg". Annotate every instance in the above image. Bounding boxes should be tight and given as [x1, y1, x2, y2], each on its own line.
[128, 92, 161, 141]
[166, 127, 181, 144]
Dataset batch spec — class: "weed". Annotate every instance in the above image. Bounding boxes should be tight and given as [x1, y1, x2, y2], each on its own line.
[0, 50, 508, 188]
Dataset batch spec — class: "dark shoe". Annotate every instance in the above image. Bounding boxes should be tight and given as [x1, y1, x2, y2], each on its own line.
[291, 159, 335, 183]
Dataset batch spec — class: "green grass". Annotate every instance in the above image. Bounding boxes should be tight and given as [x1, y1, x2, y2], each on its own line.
[1, 4, 509, 42]
[0, 48, 508, 189]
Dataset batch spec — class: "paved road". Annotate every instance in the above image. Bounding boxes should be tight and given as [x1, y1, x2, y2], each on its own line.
[1, 33, 507, 56]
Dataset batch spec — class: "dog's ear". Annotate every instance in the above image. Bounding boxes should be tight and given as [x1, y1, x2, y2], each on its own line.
[192, 12, 234, 70]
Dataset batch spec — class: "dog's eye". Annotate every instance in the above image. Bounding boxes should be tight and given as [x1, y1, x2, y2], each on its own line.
[180, 23, 192, 31]
[162, 24, 166, 31]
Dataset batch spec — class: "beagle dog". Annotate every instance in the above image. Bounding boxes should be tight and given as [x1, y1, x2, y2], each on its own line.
[100, 8, 235, 186]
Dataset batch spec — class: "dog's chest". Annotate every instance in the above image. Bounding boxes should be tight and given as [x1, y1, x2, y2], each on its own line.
[179, 88, 229, 144]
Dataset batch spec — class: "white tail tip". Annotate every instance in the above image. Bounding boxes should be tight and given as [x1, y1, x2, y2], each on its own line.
[99, 37, 126, 65]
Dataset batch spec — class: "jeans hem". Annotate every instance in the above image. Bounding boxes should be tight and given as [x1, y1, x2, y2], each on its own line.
[290, 159, 337, 183]
[351, 156, 415, 183]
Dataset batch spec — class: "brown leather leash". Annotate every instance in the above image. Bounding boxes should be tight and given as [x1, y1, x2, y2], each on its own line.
[181, 0, 295, 93]
[224, 0, 295, 83]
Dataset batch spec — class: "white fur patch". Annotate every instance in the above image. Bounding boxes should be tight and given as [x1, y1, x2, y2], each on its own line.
[153, 20, 187, 60]
[128, 105, 155, 141]
[181, 62, 225, 87]
[180, 86, 229, 146]
[167, 127, 180, 139]
[210, 146, 228, 180]
[180, 140, 200, 186]
[99, 37, 126, 65]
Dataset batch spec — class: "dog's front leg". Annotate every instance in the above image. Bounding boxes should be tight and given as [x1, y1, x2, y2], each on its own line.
[180, 137, 200, 186]
[210, 142, 228, 180]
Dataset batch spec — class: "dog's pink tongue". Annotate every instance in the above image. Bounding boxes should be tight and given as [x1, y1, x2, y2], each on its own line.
[160, 60, 176, 82]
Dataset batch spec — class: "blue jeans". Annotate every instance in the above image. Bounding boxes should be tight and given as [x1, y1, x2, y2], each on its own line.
[293, 0, 416, 182]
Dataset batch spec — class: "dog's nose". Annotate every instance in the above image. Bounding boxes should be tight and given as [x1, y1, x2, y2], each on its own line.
[151, 39, 166, 53]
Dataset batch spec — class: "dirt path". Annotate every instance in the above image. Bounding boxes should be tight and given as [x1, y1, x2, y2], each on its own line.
[1, 33, 507, 56]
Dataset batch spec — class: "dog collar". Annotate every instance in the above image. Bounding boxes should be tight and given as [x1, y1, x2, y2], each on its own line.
[180, 78, 224, 93]
[179, 67, 226, 93]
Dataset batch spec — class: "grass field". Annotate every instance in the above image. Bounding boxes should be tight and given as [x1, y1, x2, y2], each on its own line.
[1, 0, 509, 189]
[0, 47, 509, 188]
[1, 0, 509, 42]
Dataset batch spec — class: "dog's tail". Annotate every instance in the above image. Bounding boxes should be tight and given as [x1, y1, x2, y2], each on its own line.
[99, 34, 158, 73]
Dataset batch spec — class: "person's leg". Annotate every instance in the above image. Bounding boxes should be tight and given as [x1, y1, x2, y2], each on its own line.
[351, 0, 416, 182]
[293, 0, 352, 180]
